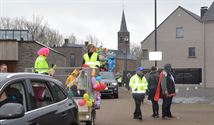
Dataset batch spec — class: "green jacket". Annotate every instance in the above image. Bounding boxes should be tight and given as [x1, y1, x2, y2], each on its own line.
[129, 74, 148, 93]
[34, 55, 49, 74]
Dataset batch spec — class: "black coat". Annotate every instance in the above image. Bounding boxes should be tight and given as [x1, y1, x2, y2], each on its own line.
[147, 71, 159, 99]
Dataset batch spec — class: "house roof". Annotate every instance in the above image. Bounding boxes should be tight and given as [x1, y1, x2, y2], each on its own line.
[119, 10, 128, 32]
[20, 40, 66, 57]
[141, 6, 202, 44]
[202, 2, 214, 21]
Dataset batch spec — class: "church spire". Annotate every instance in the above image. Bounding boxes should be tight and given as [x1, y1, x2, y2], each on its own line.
[119, 10, 128, 32]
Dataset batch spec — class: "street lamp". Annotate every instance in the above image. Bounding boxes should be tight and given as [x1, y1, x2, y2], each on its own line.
[154, 0, 157, 67]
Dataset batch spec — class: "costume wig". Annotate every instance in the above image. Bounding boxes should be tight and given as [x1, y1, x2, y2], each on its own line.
[37, 47, 49, 56]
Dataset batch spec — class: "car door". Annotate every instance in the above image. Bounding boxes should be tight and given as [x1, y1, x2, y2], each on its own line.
[27, 78, 77, 125]
[0, 79, 30, 125]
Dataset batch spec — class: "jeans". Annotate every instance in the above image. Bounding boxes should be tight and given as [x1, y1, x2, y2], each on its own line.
[162, 96, 173, 117]
[151, 98, 159, 116]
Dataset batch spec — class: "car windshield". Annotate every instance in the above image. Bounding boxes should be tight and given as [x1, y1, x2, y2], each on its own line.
[99, 72, 114, 79]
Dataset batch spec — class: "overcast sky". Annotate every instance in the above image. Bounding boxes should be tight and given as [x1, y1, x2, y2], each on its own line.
[0, 0, 213, 49]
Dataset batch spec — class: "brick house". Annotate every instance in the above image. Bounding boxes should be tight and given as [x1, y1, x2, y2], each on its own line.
[0, 29, 66, 72]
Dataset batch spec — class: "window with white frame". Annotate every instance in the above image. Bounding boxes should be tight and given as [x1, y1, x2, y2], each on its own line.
[142, 49, 148, 59]
[176, 27, 184, 38]
[188, 47, 196, 58]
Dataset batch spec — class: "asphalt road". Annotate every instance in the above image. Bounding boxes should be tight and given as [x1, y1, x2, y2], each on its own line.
[94, 87, 214, 125]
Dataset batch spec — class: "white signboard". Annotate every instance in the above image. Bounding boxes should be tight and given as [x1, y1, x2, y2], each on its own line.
[149, 51, 162, 61]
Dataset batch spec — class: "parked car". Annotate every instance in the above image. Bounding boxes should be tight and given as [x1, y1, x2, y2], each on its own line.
[0, 73, 79, 125]
[99, 72, 118, 98]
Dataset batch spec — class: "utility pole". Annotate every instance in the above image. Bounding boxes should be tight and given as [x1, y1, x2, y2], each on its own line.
[154, 0, 157, 67]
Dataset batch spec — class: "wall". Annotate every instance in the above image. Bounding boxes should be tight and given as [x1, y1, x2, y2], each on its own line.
[204, 21, 214, 88]
[0, 40, 18, 60]
[17, 41, 66, 72]
[141, 7, 203, 69]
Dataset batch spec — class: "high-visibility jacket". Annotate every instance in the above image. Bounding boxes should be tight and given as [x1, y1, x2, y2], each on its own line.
[34, 55, 49, 74]
[83, 53, 100, 68]
[129, 74, 148, 93]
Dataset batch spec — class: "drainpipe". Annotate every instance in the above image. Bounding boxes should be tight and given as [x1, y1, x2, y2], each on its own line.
[203, 22, 206, 88]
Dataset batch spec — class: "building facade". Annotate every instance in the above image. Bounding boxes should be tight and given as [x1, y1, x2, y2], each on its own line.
[141, 2, 214, 88]
[0, 29, 66, 72]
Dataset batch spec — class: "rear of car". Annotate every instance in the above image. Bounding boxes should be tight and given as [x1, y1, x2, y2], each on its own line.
[99, 72, 118, 98]
[0, 73, 79, 125]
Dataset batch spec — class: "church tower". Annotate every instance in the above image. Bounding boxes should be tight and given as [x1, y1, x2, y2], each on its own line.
[118, 10, 130, 53]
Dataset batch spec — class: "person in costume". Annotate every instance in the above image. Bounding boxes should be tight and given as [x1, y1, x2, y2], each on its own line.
[34, 47, 50, 74]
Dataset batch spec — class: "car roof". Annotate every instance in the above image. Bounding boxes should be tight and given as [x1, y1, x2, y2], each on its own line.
[0, 73, 62, 88]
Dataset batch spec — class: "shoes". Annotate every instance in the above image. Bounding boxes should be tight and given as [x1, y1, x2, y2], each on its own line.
[162, 116, 171, 120]
[138, 116, 142, 120]
[133, 116, 138, 119]
[152, 114, 159, 118]
[168, 115, 176, 118]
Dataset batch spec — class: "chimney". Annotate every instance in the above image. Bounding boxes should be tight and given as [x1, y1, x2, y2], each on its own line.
[63, 39, 69, 46]
[85, 41, 89, 46]
[201, 6, 208, 18]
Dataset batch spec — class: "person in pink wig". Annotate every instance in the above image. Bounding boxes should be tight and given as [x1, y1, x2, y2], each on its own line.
[34, 47, 50, 74]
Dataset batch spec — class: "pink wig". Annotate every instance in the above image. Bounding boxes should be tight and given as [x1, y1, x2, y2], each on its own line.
[37, 47, 49, 56]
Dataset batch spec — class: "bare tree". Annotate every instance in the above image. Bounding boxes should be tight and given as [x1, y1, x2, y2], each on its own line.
[86, 34, 102, 47]
[130, 43, 142, 65]
[68, 33, 77, 44]
[0, 16, 63, 46]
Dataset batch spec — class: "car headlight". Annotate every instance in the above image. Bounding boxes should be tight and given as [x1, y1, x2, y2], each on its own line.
[112, 82, 117, 86]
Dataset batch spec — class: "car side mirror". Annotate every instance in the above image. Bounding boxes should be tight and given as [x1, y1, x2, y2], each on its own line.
[0, 103, 25, 119]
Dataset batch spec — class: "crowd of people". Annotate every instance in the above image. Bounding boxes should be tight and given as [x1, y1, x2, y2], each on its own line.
[129, 64, 176, 121]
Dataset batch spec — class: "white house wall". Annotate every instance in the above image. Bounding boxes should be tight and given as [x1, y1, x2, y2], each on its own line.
[141, 7, 203, 70]
[204, 22, 214, 88]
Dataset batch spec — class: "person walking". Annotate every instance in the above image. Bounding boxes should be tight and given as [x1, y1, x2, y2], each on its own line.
[129, 67, 148, 120]
[147, 66, 160, 118]
[160, 64, 176, 119]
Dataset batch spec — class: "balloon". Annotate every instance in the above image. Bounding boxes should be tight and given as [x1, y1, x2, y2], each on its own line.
[68, 90, 74, 97]
[100, 82, 106, 90]
[78, 99, 86, 106]
[83, 93, 89, 101]
[94, 84, 101, 91]
[96, 76, 102, 82]
[82, 64, 89, 68]
[87, 101, 93, 107]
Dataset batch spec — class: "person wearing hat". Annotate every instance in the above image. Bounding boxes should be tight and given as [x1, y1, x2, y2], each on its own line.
[160, 64, 176, 119]
[82, 44, 100, 68]
[147, 66, 160, 118]
[129, 66, 148, 120]
[34, 47, 50, 74]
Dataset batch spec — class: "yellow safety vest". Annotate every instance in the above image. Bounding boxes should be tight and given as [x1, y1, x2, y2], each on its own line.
[83, 53, 100, 68]
[129, 74, 148, 93]
[34, 55, 49, 74]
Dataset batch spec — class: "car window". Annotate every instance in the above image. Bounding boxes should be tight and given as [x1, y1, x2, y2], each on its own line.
[31, 80, 54, 109]
[0, 81, 26, 111]
[50, 82, 67, 102]
[100, 72, 114, 79]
